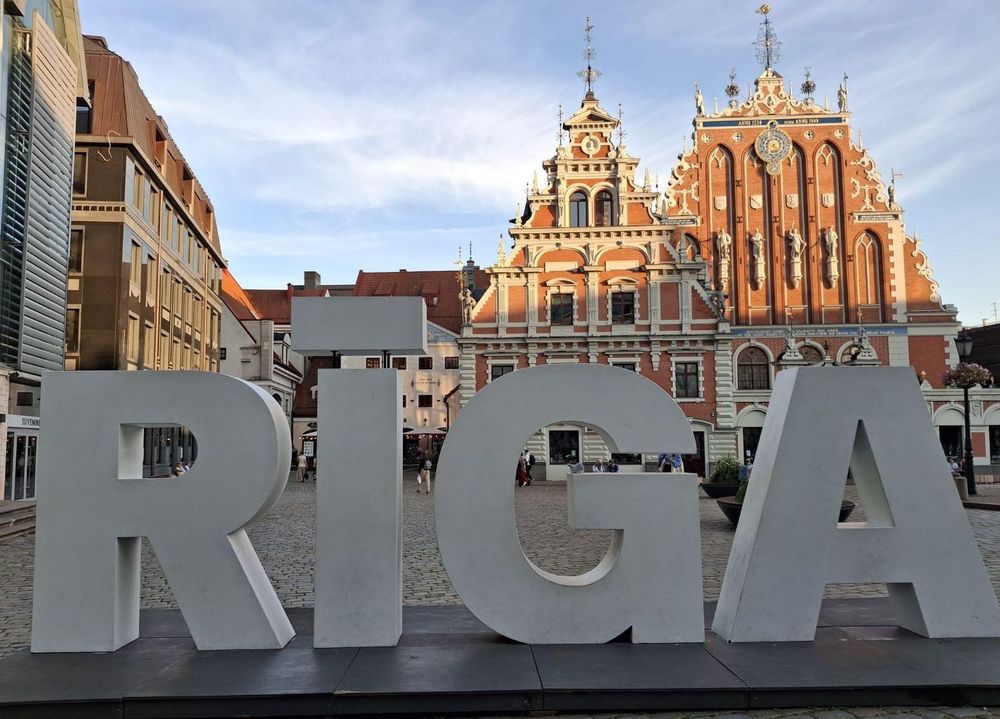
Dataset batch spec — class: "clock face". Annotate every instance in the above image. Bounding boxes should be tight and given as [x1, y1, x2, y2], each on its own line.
[754, 121, 792, 175]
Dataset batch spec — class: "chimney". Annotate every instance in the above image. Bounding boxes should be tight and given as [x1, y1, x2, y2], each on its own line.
[304, 271, 321, 290]
[463, 258, 476, 292]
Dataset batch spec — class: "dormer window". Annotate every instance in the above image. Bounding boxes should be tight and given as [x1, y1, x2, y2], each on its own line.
[569, 191, 588, 227]
[595, 190, 613, 226]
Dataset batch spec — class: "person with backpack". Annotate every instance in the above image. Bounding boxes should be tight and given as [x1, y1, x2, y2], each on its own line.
[418, 451, 433, 494]
[525, 450, 536, 481]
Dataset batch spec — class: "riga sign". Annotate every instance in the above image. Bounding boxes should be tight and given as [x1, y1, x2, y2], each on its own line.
[29, 299, 1000, 652]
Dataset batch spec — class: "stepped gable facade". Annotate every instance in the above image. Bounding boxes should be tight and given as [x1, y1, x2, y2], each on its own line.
[458, 25, 992, 472]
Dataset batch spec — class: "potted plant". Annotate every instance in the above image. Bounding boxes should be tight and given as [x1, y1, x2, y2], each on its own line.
[716, 467, 855, 526]
[942, 361, 993, 499]
[700, 455, 741, 498]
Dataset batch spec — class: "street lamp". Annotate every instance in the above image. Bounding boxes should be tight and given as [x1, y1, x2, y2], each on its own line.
[955, 330, 977, 496]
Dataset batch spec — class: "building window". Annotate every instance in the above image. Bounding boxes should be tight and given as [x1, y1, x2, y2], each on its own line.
[220, 347, 227, 361]
[133, 169, 144, 213]
[549, 429, 580, 464]
[611, 291, 635, 324]
[69, 229, 83, 273]
[736, 346, 771, 390]
[419, 356, 433, 370]
[675, 362, 700, 398]
[491, 364, 514, 381]
[418, 394, 433, 408]
[159, 331, 169, 369]
[75, 100, 91, 134]
[65, 308, 80, 354]
[550, 292, 574, 325]
[445, 356, 459, 369]
[569, 191, 588, 227]
[15, 391, 32, 407]
[402, 395, 407, 408]
[143, 321, 155, 368]
[160, 270, 171, 310]
[595, 190, 613, 226]
[72, 152, 87, 195]
[391, 356, 407, 370]
[172, 338, 180, 369]
[129, 242, 142, 288]
[127, 314, 140, 362]
[612, 362, 636, 372]
[366, 357, 381, 369]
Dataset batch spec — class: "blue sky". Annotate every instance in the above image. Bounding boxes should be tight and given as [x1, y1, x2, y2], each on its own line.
[76, 0, 999, 325]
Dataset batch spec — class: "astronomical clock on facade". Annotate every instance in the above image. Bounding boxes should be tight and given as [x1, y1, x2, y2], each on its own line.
[457, 11, 993, 477]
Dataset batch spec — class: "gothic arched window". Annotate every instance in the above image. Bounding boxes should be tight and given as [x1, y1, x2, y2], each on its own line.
[594, 190, 613, 226]
[736, 346, 771, 390]
[569, 191, 588, 227]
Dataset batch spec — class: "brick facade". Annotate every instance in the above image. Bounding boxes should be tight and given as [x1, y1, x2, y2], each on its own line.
[457, 67, 1000, 476]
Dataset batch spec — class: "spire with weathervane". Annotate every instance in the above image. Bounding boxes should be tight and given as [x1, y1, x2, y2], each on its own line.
[754, 3, 780, 75]
[576, 16, 601, 101]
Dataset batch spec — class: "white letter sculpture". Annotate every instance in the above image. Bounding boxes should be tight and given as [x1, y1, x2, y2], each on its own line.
[32, 372, 294, 652]
[435, 364, 703, 644]
[713, 366, 1000, 642]
[291, 296, 427, 647]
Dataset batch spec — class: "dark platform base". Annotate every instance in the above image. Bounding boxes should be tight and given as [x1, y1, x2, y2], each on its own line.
[3, 600, 1000, 718]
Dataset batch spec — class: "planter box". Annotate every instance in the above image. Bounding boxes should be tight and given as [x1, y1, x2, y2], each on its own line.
[700, 482, 740, 498]
[717, 497, 856, 526]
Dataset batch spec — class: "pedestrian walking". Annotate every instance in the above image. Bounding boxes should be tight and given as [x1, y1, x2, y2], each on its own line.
[296, 453, 307, 482]
[516, 452, 531, 487]
[420, 454, 433, 494]
[525, 450, 536, 481]
[670, 453, 684, 473]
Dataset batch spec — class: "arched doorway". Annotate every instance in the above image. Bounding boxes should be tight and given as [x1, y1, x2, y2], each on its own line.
[737, 409, 766, 462]
[935, 407, 965, 462]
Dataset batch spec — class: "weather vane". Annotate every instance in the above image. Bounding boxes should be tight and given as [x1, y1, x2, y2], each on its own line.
[557, 104, 564, 146]
[800, 66, 816, 101]
[616, 103, 626, 144]
[754, 3, 781, 71]
[576, 16, 602, 97]
[725, 68, 740, 108]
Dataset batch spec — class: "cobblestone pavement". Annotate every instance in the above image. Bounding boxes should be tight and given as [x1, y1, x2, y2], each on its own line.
[2, 474, 1000, 718]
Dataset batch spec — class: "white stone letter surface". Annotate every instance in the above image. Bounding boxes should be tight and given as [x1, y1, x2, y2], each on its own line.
[291, 296, 427, 647]
[713, 367, 1000, 641]
[435, 364, 703, 644]
[32, 371, 293, 652]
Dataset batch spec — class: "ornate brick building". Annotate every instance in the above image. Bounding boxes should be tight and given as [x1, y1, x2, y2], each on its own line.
[459, 14, 999, 477]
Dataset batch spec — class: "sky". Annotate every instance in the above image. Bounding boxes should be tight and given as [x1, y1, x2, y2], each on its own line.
[75, 0, 1000, 325]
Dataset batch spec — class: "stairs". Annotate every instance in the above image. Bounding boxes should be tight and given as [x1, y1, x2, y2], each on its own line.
[0, 501, 35, 542]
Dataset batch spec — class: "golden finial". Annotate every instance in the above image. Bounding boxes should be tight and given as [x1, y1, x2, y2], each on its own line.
[757, 3, 771, 14]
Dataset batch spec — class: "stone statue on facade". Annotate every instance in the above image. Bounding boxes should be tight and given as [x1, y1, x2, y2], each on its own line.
[837, 74, 848, 112]
[750, 229, 766, 291]
[787, 226, 804, 289]
[716, 229, 732, 291]
[824, 227, 840, 287]
[461, 287, 476, 325]
[694, 83, 705, 116]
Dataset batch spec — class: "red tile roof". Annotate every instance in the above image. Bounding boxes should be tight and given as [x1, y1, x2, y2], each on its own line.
[243, 287, 329, 324]
[220, 270, 260, 321]
[353, 269, 489, 334]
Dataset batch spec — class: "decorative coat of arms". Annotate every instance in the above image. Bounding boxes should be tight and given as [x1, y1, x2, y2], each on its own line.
[785, 193, 798, 209]
[821, 192, 835, 208]
[750, 194, 763, 210]
[714, 196, 727, 211]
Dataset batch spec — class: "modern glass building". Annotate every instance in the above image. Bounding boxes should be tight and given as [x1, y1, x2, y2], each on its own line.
[0, 0, 86, 501]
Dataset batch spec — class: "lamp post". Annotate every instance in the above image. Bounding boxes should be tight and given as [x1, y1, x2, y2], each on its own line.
[955, 330, 977, 496]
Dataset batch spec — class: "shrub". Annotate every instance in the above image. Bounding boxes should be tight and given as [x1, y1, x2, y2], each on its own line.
[942, 362, 993, 389]
[709, 454, 740, 484]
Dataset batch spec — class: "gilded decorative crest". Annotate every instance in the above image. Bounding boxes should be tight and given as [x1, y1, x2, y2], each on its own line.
[714, 195, 727, 211]
[785, 193, 798, 209]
